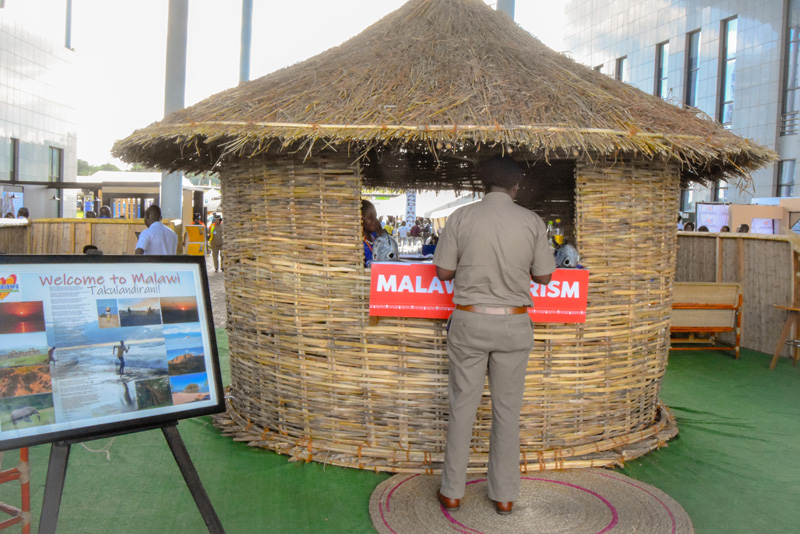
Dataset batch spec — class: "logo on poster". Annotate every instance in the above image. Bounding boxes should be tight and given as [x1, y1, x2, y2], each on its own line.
[0, 274, 19, 300]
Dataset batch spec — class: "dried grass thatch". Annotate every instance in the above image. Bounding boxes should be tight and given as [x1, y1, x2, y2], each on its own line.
[113, 0, 775, 188]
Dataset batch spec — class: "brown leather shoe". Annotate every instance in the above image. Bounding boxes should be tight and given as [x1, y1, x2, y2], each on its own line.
[493, 500, 513, 515]
[437, 490, 460, 511]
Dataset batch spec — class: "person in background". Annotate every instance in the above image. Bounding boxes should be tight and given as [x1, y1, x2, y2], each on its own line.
[683, 221, 695, 232]
[4, 213, 13, 218]
[397, 221, 409, 239]
[362, 200, 382, 266]
[677, 214, 684, 230]
[410, 219, 421, 237]
[422, 219, 433, 242]
[736, 224, 750, 233]
[192, 213, 204, 226]
[84, 210, 97, 219]
[209, 213, 224, 272]
[433, 155, 555, 517]
[384, 216, 394, 236]
[720, 225, 731, 232]
[135, 205, 178, 255]
[83, 244, 103, 255]
[16, 207, 29, 219]
[697, 225, 709, 232]
[362, 199, 382, 267]
[99, 206, 112, 218]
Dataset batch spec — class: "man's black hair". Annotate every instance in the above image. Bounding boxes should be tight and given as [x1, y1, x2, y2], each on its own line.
[478, 155, 524, 190]
[145, 204, 161, 219]
[361, 199, 375, 213]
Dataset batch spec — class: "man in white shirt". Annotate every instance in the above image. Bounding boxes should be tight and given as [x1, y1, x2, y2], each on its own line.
[135, 205, 178, 255]
[397, 223, 409, 238]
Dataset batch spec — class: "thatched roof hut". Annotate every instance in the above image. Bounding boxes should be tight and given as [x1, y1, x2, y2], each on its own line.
[115, 0, 772, 187]
[115, 0, 774, 473]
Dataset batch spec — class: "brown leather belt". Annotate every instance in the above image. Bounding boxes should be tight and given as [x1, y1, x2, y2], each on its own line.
[455, 304, 528, 315]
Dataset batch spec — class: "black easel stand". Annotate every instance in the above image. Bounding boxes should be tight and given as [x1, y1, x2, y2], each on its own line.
[38, 421, 224, 534]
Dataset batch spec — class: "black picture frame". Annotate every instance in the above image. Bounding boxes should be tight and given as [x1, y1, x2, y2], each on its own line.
[0, 255, 224, 451]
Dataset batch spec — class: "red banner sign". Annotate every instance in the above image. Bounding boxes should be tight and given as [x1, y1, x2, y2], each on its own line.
[369, 263, 589, 323]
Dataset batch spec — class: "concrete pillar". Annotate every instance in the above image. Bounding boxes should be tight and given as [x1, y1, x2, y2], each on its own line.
[240, 0, 253, 84]
[65, 0, 73, 49]
[497, 0, 515, 19]
[161, 0, 188, 220]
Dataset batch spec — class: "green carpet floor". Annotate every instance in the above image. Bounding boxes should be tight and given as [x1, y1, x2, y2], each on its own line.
[1, 330, 798, 533]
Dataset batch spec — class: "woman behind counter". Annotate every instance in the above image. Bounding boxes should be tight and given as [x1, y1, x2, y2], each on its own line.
[362, 199, 382, 267]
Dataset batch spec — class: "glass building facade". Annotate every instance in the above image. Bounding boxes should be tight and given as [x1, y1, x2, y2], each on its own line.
[564, 0, 795, 208]
[0, 0, 77, 218]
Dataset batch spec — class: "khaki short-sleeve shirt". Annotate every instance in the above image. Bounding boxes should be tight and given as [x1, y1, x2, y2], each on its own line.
[433, 192, 556, 307]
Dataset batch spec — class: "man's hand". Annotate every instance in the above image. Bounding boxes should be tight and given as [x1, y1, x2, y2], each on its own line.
[134, 248, 144, 255]
[436, 266, 456, 281]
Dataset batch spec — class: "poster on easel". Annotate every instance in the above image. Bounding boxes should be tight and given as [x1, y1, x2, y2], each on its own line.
[0, 255, 223, 451]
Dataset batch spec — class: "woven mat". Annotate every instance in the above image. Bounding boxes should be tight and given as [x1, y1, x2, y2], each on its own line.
[370, 470, 693, 534]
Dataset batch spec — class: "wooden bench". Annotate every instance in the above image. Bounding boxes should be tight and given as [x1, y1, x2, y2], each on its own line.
[670, 282, 743, 359]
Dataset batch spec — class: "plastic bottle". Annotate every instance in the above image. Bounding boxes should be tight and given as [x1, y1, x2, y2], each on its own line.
[553, 219, 564, 247]
[546, 221, 556, 251]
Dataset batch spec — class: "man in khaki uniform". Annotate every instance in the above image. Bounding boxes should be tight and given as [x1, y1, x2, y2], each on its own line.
[433, 155, 555, 515]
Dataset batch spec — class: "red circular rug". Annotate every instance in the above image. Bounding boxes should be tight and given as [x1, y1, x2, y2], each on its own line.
[370, 470, 693, 534]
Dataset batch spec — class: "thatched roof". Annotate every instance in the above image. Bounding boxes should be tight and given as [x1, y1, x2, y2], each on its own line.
[113, 0, 775, 187]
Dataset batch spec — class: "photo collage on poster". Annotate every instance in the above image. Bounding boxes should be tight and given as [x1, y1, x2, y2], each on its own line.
[0, 265, 213, 439]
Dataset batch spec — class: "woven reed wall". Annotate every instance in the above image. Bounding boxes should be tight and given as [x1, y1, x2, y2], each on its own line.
[676, 233, 797, 357]
[215, 154, 679, 472]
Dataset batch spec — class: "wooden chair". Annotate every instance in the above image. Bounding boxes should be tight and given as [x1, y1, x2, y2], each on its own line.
[670, 282, 743, 359]
[769, 304, 800, 369]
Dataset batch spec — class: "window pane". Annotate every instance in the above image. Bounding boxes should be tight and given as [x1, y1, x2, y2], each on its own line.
[727, 18, 737, 58]
[723, 58, 736, 106]
[687, 70, 698, 107]
[616, 57, 628, 82]
[680, 184, 695, 213]
[48, 147, 62, 183]
[656, 42, 669, 98]
[789, 40, 800, 89]
[9, 139, 18, 181]
[686, 31, 700, 107]
[788, 88, 800, 115]
[715, 181, 728, 201]
[722, 102, 734, 125]
[778, 160, 796, 196]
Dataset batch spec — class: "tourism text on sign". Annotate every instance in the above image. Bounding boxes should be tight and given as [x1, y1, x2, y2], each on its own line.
[369, 263, 589, 323]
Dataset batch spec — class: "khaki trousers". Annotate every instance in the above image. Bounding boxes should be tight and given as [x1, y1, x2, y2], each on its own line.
[210, 244, 222, 271]
[440, 308, 534, 503]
